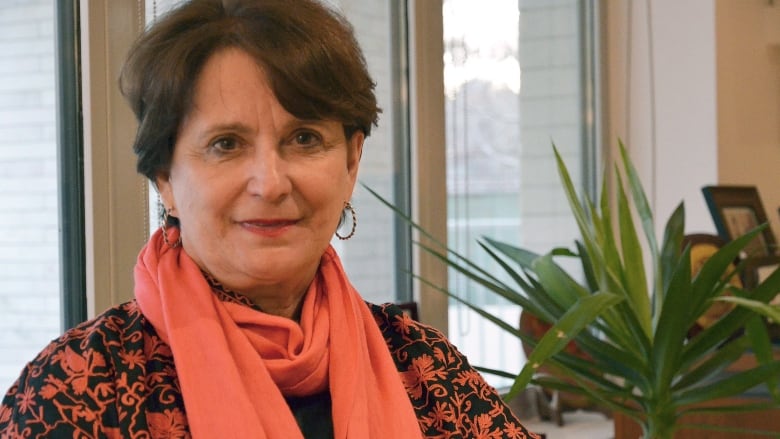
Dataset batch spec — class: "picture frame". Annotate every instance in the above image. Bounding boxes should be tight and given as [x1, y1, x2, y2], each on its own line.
[702, 185, 777, 257]
[743, 255, 780, 292]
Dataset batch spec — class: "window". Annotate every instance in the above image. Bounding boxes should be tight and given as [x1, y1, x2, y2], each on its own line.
[0, 1, 61, 393]
[443, 0, 599, 387]
[328, 0, 412, 304]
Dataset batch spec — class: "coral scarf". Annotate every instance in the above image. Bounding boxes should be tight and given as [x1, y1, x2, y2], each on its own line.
[134, 229, 422, 438]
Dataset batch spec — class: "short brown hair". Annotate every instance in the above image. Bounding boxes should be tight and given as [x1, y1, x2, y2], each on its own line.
[120, 0, 380, 181]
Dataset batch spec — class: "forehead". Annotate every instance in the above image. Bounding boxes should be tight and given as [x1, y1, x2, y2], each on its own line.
[194, 48, 268, 98]
[180, 48, 280, 127]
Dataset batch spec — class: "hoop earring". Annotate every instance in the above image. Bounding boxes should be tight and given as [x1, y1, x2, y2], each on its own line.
[335, 202, 357, 240]
[161, 207, 182, 248]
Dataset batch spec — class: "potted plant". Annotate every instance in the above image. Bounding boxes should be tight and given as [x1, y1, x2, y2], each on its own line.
[368, 142, 780, 439]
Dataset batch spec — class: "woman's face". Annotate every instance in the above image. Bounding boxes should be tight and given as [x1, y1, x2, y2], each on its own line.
[156, 48, 363, 310]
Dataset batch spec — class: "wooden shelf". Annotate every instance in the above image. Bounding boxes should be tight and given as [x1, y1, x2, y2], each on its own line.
[614, 351, 780, 438]
[614, 399, 780, 439]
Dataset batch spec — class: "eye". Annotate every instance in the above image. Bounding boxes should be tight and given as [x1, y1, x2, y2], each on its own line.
[292, 130, 323, 148]
[209, 136, 240, 153]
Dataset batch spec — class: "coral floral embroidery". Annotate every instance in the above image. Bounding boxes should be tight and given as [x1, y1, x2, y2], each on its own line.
[0, 290, 540, 438]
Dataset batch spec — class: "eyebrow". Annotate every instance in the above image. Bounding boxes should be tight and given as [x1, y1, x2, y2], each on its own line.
[193, 123, 255, 143]
[192, 118, 338, 143]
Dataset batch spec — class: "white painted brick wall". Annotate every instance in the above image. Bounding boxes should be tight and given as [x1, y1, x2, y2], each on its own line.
[0, 0, 61, 393]
[331, 0, 399, 304]
[518, 0, 581, 249]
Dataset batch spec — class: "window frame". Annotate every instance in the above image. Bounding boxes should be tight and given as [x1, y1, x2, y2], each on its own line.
[80, 0, 148, 318]
[56, 0, 87, 330]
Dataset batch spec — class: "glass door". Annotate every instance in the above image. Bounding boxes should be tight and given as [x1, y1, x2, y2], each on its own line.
[443, 0, 597, 388]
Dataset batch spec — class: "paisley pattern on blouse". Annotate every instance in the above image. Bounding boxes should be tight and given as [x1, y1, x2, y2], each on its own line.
[0, 286, 539, 439]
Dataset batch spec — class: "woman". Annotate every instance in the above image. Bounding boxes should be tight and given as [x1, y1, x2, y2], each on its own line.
[0, 0, 539, 437]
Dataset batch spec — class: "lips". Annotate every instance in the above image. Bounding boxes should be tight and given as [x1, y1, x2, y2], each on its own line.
[239, 219, 299, 237]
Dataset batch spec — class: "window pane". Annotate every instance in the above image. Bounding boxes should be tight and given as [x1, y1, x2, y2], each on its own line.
[146, 0, 409, 304]
[444, 0, 586, 388]
[0, 1, 61, 392]
[328, 0, 408, 304]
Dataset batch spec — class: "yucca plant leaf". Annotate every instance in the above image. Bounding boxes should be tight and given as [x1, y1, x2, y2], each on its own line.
[597, 173, 623, 288]
[684, 229, 764, 329]
[532, 253, 590, 308]
[672, 336, 749, 392]
[361, 183, 444, 249]
[603, 300, 653, 361]
[553, 147, 610, 294]
[689, 228, 761, 302]
[532, 374, 640, 414]
[478, 241, 562, 321]
[474, 366, 517, 380]
[743, 314, 779, 400]
[577, 240, 600, 292]
[522, 317, 651, 389]
[412, 273, 526, 341]
[480, 238, 564, 315]
[682, 251, 780, 368]
[532, 255, 651, 365]
[520, 337, 641, 393]
[570, 257, 654, 361]
[572, 194, 654, 359]
[413, 239, 525, 306]
[553, 146, 595, 248]
[532, 364, 634, 401]
[588, 189, 618, 291]
[681, 400, 780, 415]
[483, 237, 539, 269]
[549, 336, 651, 391]
[504, 291, 623, 400]
[717, 296, 780, 324]
[653, 245, 694, 392]
[615, 170, 652, 337]
[659, 202, 685, 295]
[363, 184, 511, 288]
[675, 361, 780, 407]
[617, 141, 663, 322]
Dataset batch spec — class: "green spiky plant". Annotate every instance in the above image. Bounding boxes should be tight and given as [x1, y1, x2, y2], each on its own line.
[366, 142, 780, 439]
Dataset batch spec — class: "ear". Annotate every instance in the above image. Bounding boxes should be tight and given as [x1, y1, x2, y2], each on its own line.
[346, 130, 364, 184]
[155, 172, 176, 213]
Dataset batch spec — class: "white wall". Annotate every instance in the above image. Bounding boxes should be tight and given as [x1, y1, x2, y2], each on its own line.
[606, 0, 719, 237]
[606, 0, 780, 249]
[716, 0, 780, 243]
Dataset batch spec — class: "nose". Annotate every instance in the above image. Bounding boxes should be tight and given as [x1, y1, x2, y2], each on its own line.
[245, 143, 292, 202]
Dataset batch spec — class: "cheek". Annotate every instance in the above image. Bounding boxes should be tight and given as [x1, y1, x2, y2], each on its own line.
[304, 170, 350, 221]
[170, 170, 222, 220]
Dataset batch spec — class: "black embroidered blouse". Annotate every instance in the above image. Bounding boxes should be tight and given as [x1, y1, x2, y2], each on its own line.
[0, 286, 539, 439]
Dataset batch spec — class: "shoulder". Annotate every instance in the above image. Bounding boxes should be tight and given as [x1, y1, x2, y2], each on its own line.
[36, 300, 150, 373]
[16, 300, 147, 379]
[369, 301, 480, 382]
[368, 301, 466, 372]
[369, 302, 471, 367]
[369, 302, 447, 343]
[0, 301, 162, 437]
[369, 302, 540, 438]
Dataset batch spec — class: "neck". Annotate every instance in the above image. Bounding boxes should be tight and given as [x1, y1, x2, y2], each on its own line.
[251, 293, 307, 320]
[199, 261, 318, 321]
